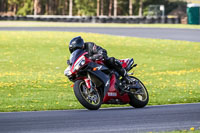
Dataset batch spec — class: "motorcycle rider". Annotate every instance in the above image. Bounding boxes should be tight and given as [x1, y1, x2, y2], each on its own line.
[68, 36, 132, 88]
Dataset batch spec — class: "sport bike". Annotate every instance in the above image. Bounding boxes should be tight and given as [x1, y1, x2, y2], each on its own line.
[64, 49, 149, 110]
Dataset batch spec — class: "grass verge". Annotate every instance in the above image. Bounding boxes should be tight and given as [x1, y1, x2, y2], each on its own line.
[0, 21, 200, 29]
[156, 127, 200, 133]
[0, 31, 200, 112]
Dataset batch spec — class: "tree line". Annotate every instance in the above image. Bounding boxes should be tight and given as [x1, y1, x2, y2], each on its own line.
[0, 0, 186, 16]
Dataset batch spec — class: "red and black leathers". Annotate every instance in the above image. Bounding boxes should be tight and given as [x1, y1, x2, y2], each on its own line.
[83, 42, 108, 60]
[83, 42, 128, 79]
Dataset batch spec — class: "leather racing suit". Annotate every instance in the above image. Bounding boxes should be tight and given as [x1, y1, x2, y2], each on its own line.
[83, 42, 127, 79]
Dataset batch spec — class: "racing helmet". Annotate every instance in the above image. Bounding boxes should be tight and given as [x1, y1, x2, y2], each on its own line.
[69, 36, 84, 53]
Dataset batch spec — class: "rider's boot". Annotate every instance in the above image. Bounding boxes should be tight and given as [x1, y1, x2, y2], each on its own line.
[118, 67, 132, 84]
[118, 68, 142, 92]
[110, 58, 132, 84]
[108, 57, 135, 91]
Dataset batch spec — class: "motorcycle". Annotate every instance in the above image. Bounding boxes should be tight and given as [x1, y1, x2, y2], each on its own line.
[64, 49, 149, 110]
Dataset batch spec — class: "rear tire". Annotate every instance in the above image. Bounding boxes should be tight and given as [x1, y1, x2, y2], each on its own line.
[128, 76, 149, 108]
[73, 80, 102, 110]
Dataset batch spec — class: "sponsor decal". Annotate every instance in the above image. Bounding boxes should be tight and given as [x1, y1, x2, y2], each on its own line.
[108, 92, 117, 97]
[105, 80, 110, 87]
[96, 65, 102, 70]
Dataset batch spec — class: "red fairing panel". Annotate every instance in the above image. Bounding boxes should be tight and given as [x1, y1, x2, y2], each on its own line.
[95, 60, 104, 65]
[103, 74, 130, 103]
[108, 74, 116, 92]
[70, 52, 89, 74]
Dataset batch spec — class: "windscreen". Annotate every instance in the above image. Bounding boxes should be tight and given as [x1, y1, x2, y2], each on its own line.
[69, 49, 85, 65]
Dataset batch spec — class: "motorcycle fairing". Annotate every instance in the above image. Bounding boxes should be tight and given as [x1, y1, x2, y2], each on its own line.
[86, 62, 112, 96]
[70, 49, 86, 65]
[103, 74, 130, 104]
[70, 50, 88, 74]
[87, 62, 109, 71]
[87, 70, 110, 96]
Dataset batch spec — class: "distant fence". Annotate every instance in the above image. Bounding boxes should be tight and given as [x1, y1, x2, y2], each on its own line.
[0, 15, 181, 24]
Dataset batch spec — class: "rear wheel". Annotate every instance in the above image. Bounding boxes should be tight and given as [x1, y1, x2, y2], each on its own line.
[73, 80, 102, 110]
[128, 76, 149, 108]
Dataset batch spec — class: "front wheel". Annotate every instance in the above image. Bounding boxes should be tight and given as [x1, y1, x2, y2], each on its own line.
[73, 80, 102, 110]
[128, 76, 149, 108]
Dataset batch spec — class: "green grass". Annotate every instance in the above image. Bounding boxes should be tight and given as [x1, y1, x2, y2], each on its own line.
[160, 131, 200, 133]
[0, 31, 200, 112]
[0, 21, 200, 29]
[155, 127, 200, 133]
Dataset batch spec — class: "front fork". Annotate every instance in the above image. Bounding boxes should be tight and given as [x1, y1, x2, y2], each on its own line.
[84, 78, 92, 89]
[84, 78, 96, 93]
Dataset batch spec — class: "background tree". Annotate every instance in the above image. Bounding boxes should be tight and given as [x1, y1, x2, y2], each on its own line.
[17, 0, 33, 16]
[74, 0, 96, 16]
[8, 0, 19, 15]
[0, 0, 187, 17]
[64, 0, 68, 15]
[97, 0, 100, 16]
[34, 0, 39, 15]
[100, 0, 104, 16]
[114, 0, 117, 16]
[138, 0, 143, 16]
[69, 0, 73, 16]
[129, 0, 132, 16]
[108, 0, 113, 16]
[0, 0, 8, 14]
[45, 0, 49, 15]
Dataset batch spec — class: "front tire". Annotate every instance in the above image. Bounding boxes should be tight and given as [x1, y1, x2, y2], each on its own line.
[73, 80, 102, 110]
[128, 76, 149, 108]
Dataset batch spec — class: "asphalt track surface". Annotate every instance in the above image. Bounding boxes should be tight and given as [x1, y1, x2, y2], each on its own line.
[0, 103, 200, 133]
[0, 27, 200, 42]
